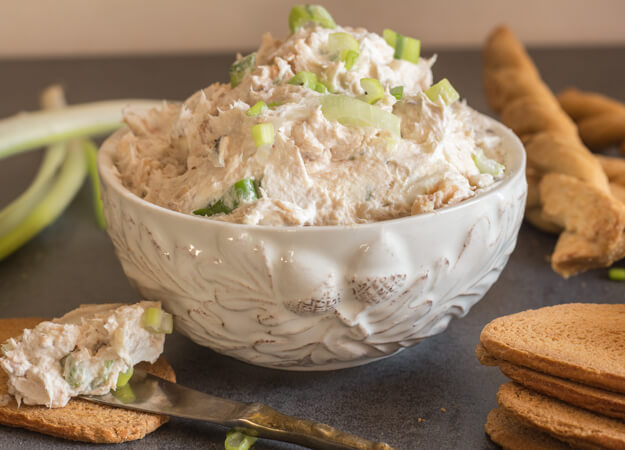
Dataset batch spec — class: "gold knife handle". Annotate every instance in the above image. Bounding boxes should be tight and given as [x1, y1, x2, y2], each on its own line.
[236, 403, 394, 450]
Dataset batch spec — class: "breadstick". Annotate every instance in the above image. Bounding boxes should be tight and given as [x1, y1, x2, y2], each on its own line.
[577, 112, 625, 150]
[610, 183, 625, 205]
[558, 88, 625, 121]
[558, 88, 625, 150]
[483, 26, 625, 277]
[595, 154, 625, 184]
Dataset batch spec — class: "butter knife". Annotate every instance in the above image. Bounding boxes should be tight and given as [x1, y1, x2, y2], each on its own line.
[82, 368, 393, 449]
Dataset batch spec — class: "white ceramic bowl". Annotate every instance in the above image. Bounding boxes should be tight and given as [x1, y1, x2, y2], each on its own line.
[98, 114, 526, 371]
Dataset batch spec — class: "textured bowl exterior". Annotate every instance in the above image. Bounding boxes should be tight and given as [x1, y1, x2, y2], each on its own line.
[98, 115, 527, 370]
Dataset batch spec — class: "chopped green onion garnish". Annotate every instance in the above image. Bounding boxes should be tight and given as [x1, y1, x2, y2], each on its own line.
[320, 95, 401, 138]
[230, 53, 256, 88]
[313, 82, 328, 93]
[425, 78, 460, 105]
[390, 86, 404, 100]
[194, 178, 260, 217]
[251, 122, 275, 148]
[288, 72, 331, 93]
[142, 307, 174, 334]
[383, 29, 420, 63]
[268, 101, 283, 108]
[192, 200, 230, 217]
[62, 353, 91, 389]
[225, 429, 258, 450]
[116, 367, 134, 388]
[112, 384, 136, 404]
[288, 4, 336, 33]
[358, 78, 384, 105]
[473, 149, 504, 177]
[288, 71, 318, 90]
[609, 268, 625, 281]
[246, 101, 268, 117]
[342, 50, 359, 70]
[230, 179, 258, 206]
[328, 32, 360, 70]
[90, 360, 115, 389]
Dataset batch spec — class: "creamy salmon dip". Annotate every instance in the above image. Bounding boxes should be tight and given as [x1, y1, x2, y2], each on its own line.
[113, 11, 505, 226]
[0, 302, 170, 408]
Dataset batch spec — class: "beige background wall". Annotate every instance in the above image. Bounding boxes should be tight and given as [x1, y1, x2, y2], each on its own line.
[1, 0, 624, 58]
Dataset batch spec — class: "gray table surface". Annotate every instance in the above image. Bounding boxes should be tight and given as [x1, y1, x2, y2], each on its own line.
[0, 46, 624, 449]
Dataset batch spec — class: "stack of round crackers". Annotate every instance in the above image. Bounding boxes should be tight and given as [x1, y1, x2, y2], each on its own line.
[477, 303, 625, 449]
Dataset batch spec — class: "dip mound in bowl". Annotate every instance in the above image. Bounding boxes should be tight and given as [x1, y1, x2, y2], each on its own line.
[99, 5, 527, 370]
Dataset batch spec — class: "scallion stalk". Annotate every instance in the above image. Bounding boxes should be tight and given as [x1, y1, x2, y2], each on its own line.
[0, 86, 69, 236]
[0, 140, 88, 262]
[84, 141, 106, 229]
[0, 100, 160, 161]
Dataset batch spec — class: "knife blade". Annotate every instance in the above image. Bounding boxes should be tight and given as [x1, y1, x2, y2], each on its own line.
[81, 368, 393, 450]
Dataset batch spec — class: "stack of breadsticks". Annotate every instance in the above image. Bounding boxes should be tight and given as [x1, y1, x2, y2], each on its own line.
[483, 26, 625, 278]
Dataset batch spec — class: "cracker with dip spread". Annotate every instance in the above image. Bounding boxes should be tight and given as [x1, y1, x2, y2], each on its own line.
[0, 303, 175, 443]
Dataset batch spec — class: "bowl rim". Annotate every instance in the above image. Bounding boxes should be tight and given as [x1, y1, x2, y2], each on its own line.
[98, 112, 526, 234]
